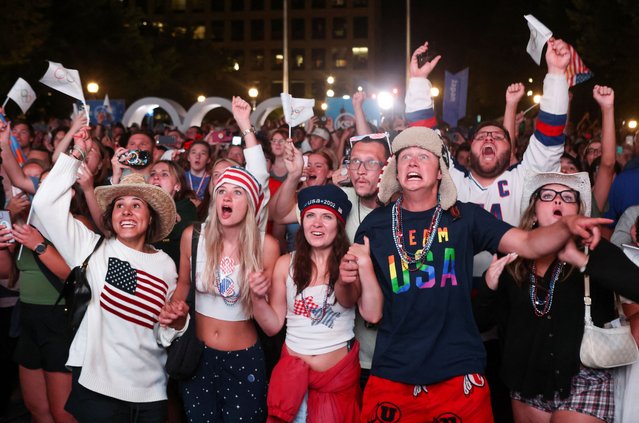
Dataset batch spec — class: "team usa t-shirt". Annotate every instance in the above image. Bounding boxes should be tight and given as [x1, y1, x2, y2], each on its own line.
[355, 201, 512, 385]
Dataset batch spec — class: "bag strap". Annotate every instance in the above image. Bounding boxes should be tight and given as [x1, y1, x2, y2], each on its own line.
[187, 223, 201, 311]
[583, 247, 594, 326]
[33, 248, 64, 293]
[55, 236, 105, 307]
[81, 236, 105, 271]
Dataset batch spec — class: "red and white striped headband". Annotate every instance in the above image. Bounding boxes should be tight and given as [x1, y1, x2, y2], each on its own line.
[214, 166, 263, 216]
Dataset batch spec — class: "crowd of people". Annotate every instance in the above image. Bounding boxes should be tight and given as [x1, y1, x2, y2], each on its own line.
[0, 39, 638, 423]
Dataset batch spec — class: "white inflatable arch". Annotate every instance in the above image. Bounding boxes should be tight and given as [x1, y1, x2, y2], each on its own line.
[122, 97, 187, 130]
[183, 97, 233, 132]
[251, 97, 283, 127]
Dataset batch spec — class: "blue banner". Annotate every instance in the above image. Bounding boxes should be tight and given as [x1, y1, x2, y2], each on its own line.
[442, 68, 469, 128]
[325, 98, 381, 130]
[85, 99, 126, 126]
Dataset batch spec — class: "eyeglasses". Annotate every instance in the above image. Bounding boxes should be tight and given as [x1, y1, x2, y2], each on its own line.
[536, 188, 579, 203]
[585, 147, 601, 155]
[473, 131, 506, 142]
[271, 138, 286, 144]
[349, 132, 391, 151]
[347, 158, 385, 171]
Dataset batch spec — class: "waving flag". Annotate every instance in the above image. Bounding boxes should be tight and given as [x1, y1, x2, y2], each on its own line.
[442, 68, 469, 128]
[565, 44, 593, 87]
[100, 258, 168, 329]
[524, 15, 553, 65]
[281, 93, 315, 127]
[6, 78, 37, 114]
[103, 94, 113, 114]
[39, 61, 86, 104]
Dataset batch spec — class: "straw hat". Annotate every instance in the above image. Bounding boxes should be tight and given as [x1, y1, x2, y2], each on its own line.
[521, 171, 592, 217]
[377, 126, 457, 209]
[95, 173, 177, 243]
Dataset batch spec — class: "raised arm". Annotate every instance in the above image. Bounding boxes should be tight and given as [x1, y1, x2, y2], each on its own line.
[52, 113, 88, 163]
[270, 141, 303, 223]
[405, 41, 441, 129]
[503, 82, 525, 162]
[0, 123, 36, 194]
[352, 91, 372, 135]
[592, 85, 616, 212]
[519, 39, 570, 173]
[12, 224, 71, 280]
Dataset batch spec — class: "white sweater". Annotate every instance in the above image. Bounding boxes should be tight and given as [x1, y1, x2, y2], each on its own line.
[32, 154, 181, 403]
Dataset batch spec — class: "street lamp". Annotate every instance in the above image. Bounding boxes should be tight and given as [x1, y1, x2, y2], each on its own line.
[430, 87, 440, 97]
[527, 90, 533, 97]
[326, 89, 335, 98]
[197, 95, 206, 103]
[533, 94, 541, 104]
[629, 120, 638, 130]
[327, 76, 335, 85]
[248, 87, 259, 110]
[321, 102, 328, 111]
[377, 91, 394, 110]
[87, 82, 99, 94]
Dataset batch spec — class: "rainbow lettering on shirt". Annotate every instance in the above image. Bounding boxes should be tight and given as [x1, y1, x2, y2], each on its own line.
[441, 247, 458, 287]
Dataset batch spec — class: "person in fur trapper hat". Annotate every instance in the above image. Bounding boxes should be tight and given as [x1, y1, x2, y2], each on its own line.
[340, 125, 613, 421]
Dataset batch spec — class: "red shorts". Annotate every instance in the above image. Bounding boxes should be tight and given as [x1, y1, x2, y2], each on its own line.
[361, 374, 493, 423]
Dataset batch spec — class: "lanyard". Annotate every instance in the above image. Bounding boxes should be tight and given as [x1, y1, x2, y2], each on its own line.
[188, 172, 209, 198]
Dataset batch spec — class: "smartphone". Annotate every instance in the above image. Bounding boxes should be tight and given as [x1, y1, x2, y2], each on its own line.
[118, 150, 151, 168]
[417, 51, 437, 68]
[157, 135, 177, 146]
[0, 210, 13, 243]
[232, 136, 242, 146]
[300, 155, 309, 182]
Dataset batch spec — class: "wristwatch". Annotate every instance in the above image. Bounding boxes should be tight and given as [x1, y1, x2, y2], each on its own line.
[240, 126, 256, 138]
[34, 242, 48, 256]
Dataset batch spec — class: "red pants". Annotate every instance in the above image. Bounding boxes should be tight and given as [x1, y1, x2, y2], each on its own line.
[361, 374, 493, 423]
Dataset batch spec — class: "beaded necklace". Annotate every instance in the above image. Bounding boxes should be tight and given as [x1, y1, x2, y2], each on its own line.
[215, 267, 240, 306]
[528, 261, 563, 317]
[391, 196, 443, 271]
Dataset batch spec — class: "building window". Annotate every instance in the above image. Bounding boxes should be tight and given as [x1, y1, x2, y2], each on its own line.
[231, 20, 244, 41]
[272, 49, 284, 70]
[331, 0, 345, 6]
[353, 17, 368, 38]
[231, 0, 244, 11]
[353, 0, 368, 6]
[291, 49, 305, 69]
[172, 26, 188, 37]
[311, 79, 324, 99]
[193, 25, 206, 39]
[251, 50, 265, 70]
[251, 20, 264, 40]
[311, 18, 325, 39]
[271, 19, 283, 40]
[311, 0, 326, 7]
[332, 47, 348, 68]
[271, 0, 283, 10]
[232, 51, 245, 70]
[171, 0, 186, 12]
[192, 0, 205, 11]
[311, 48, 325, 69]
[291, 81, 306, 98]
[251, 0, 264, 9]
[352, 46, 368, 69]
[211, 20, 224, 41]
[291, 0, 305, 9]
[292, 18, 305, 40]
[210, 0, 224, 11]
[332, 17, 346, 39]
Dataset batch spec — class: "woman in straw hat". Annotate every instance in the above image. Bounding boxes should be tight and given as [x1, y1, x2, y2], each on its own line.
[169, 97, 279, 423]
[474, 171, 639, 423]
[30, 126, 189, 422]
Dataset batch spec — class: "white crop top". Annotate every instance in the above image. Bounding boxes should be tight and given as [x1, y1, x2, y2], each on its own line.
[194, 231, 250, 321]
[285, 270, 355, 355]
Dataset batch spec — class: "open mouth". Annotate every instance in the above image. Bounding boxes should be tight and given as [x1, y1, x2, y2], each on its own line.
[308, 174, 317, 181]
[221, 205, 233, 218]
[482, 145, 495, 158]
[120, 220, 136, 228]
[553, 209, 563, 217]
[407, 172, 422, 180]
[310, 231, 324, 237]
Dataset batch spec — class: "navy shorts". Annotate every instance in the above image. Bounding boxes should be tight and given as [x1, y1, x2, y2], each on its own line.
[14, 302, 72, 372]
[180, 342, 267, 423]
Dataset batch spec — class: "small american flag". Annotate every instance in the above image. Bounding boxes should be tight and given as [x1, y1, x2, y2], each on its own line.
[100, 258, 169, 329]
[565, 44, 593, 87]
[293, 296, 319, 318]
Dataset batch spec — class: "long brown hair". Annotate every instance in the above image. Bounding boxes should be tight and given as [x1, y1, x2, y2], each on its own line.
[507, 186, 584, 284]
[291, 216, 350, 295]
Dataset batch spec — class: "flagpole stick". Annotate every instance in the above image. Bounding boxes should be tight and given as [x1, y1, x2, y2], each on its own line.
[289, 125, 292, 140]
[1, 98, 8, 109]
[522, 102, 539, 115]
[16, 207, 35, 261]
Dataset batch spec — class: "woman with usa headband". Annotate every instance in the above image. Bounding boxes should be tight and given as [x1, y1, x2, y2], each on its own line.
[474, 171, 639, 423]
[254, 184, 375, 422]
[171, 165, 279, 423]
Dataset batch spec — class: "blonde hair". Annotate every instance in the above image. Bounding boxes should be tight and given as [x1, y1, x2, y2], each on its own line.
[201, 187, 262, 316]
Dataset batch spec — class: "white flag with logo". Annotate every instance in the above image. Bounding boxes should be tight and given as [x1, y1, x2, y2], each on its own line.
[6, 78, 37, 114]
[281, 93, 315, 127]
[524, 15, 553, 65]
[103, 94, 112, 114]
[39, 61, 86, 103]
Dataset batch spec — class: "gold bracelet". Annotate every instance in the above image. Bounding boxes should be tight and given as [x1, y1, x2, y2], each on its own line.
[240, 127, 256, 138]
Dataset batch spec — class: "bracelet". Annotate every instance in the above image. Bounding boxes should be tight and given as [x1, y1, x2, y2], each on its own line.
[240, 127, 256, 138]
[69, 146, 86, 161]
